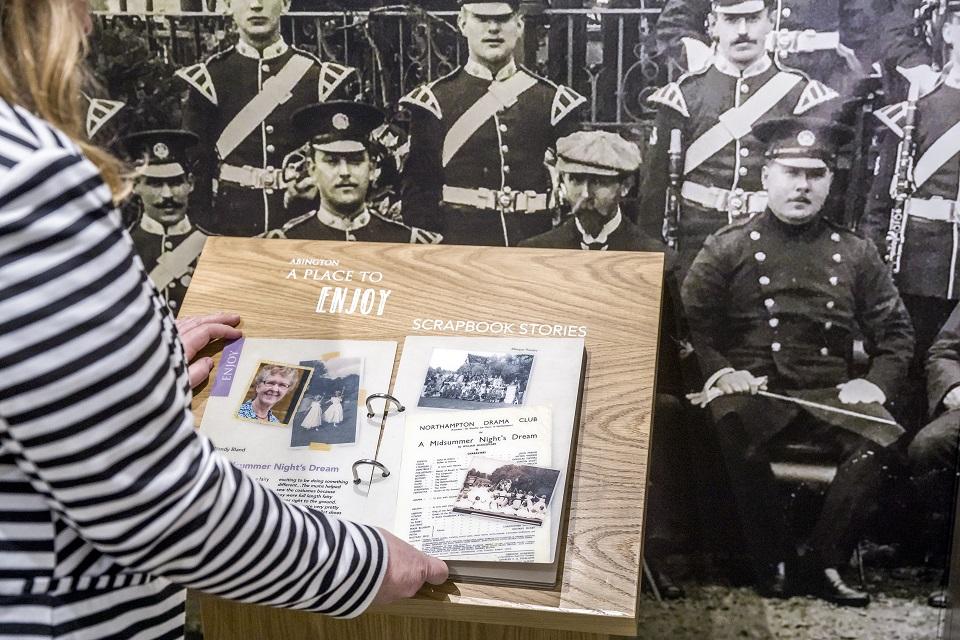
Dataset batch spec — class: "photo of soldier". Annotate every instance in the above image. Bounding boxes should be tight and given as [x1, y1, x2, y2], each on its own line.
[399, 0, 586, 247]
[861, 0, 960, 430]
[681, 116, 915, 606]
[655, 0, 872, 97]
[640, 0, 841, 277]
[175, 0, 360, 237]
[272, 101, 435, 242]
[121, 129, 207, 315]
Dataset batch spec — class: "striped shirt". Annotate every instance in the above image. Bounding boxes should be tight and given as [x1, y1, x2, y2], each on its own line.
[0, 99, 386, 639]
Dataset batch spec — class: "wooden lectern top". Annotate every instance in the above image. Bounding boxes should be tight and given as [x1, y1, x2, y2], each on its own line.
[183, 237, 663, 636]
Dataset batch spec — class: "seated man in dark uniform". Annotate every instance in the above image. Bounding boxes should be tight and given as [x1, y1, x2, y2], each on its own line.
[682, 117, 915, 606]
[123, 129, 207, 315]
[274, 101, 427, 243]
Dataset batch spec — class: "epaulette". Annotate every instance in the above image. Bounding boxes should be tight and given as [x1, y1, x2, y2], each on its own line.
[175, 62, 218, 106]
[318, 62, 357, 101]
[873, 101, 909, 138]
[551, 85, 586, 126]
[84, 96, 125, 138]
[897, 63, 944, 98]
[399, 82, 443, 120]
[646, 82, 689, 118]
[280, 211, 316, 234]
[793, 79, 840, 115]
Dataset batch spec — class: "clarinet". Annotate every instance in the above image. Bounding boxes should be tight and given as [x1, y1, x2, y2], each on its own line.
[885, 87, 920, 273]
[662, 129, 683, 249]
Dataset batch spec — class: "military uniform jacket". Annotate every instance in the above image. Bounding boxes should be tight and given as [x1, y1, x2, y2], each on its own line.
[399, 60, 585, 233]
[641, 54, 839, 271]
[177, 39, 358, 237]
[926, 301, 960, 415]
[682, 212, 914, 403]
[862, 82, 960, 299]
[277, 206, 419, 243]
[128, 216, 206, 314]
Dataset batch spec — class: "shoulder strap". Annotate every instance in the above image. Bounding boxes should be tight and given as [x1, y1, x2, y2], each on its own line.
[175, 63, 218, 106]
[442, 71, 539, 167]
[551, 85, 586, 126]
[793, 79, 839, 115]
[149, 231, 207, 290]
[318, 62, 356, 101]
[216, 54, 314, 159]
[85, 98, 125, 138]
[914, 119, 960, 189]
[874, 101, 909, 139]
[684, 71, 802, 175]
[400, 84, 443, 120]
[647, 82, 690, 117]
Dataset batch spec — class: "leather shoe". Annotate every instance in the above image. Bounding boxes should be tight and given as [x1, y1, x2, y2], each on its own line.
[820, 568, 870, 607]
[652, 567, 685, 600]
[757, 561, 789, 599]
[928, 589, 950, 608]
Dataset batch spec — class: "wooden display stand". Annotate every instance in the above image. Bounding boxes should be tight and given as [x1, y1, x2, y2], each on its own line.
[182, 237, 665, 640]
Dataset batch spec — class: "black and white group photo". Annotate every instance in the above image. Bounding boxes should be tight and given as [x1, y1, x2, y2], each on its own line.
[289, 357, 362, 446]
[419, 349, 535, 409]
[86, 0, 960, 637]
[453, 456, 561, 526]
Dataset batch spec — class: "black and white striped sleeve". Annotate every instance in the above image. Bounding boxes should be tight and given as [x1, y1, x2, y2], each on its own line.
[0, 146, 387, 617]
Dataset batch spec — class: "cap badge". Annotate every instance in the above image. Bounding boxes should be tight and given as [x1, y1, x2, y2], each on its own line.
[153, 142, 170, 160]
[797, 130, 816, 147]
[332, 113, 350, 131]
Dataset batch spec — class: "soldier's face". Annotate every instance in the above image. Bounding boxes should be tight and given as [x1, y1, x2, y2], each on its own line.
[134, 175, 194, 227]
[459, 10, 523, 68]
[712, 10, 773, 65]
[311, 150, 373, 215]
[562, 172, 629, 220]
[229, 0, 288, 44]
[762, 162, 832, 225]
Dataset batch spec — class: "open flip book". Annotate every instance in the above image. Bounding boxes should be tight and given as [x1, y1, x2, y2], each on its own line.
[199, 335, 586, 587]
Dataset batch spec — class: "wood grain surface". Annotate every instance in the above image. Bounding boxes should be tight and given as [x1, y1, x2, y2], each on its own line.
[184, 238, 664, 638]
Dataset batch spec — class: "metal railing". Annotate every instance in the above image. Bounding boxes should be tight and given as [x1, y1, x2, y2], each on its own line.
[92, 5, 674, 128]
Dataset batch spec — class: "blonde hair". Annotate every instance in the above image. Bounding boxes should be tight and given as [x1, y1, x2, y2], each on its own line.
[0, 0, 129, 201]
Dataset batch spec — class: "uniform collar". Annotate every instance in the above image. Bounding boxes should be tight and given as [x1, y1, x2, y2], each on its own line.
[236, 37, 289, 61]
[315, 204, 371, 231]
[464, 58, 518, 82]
[714, 53, 772, 79]
[139, 214, 193, 237]
[575, 209, 622, 245]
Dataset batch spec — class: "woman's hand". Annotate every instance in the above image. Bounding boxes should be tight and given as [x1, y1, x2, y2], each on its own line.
[175, 312, 243, 388]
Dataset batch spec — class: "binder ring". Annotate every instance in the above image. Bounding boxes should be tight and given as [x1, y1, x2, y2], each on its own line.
[365, 393, 405, 419]
[352, 459, 391, 484]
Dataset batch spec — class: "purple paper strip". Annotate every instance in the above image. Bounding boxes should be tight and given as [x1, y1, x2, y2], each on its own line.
[211, 338, 245, 397]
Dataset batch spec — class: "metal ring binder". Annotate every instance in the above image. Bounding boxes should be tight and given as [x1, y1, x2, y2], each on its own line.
[365, 393, 405, 418]
[352, 459, 390, 484]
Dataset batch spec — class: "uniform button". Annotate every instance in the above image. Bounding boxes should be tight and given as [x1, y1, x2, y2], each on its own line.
[769, 318, 779, 327]
[829, 276, 839, 286]
[169, 299, 178, 309]
[180, 275, 192, 287]
[782, 7, 791, 17]
[261, 64, 270, 72]
[266, 166, 275, 173]
[167, 281, 176, 289]
[750, 230, 761, 241]
[764, 298, 775, 308]
[832, 253, 842, 263]
[740, 84, 750, 93]
[820, 347, 829, 356]
[503, 165, 511, 174]
[503, 186, 513, 194]
[831, 232, 841, 242]
[266, 188, 275, 195]
[826, 301, 835, 309]
[755, 251, 766, 262]
[825, 321, 833, 329]
[267, 144, 276, 153]
[740, 147, 750, 157]
[759, 275, 770, 285]
[739, 166, 748, 176]
[499, 124, 508, 132]
[501, 145, 509, 153]
[266, 125, 275, 134]
[771, 342, 782, 352]
[164, 241, 173, 249]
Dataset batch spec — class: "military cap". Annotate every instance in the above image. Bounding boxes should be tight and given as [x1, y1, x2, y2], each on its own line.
[711, 0, 771, 14]
[291, 101, 386, 154]
[121, 129, 198, 179]
[753, 117, 853, 169]
[459, 0, 520, 16]
[556, 131, 642, 176]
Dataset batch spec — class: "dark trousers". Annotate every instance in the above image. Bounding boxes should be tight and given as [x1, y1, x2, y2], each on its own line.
[896, 295, 957, 432]
[713, 411, 886, 574]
